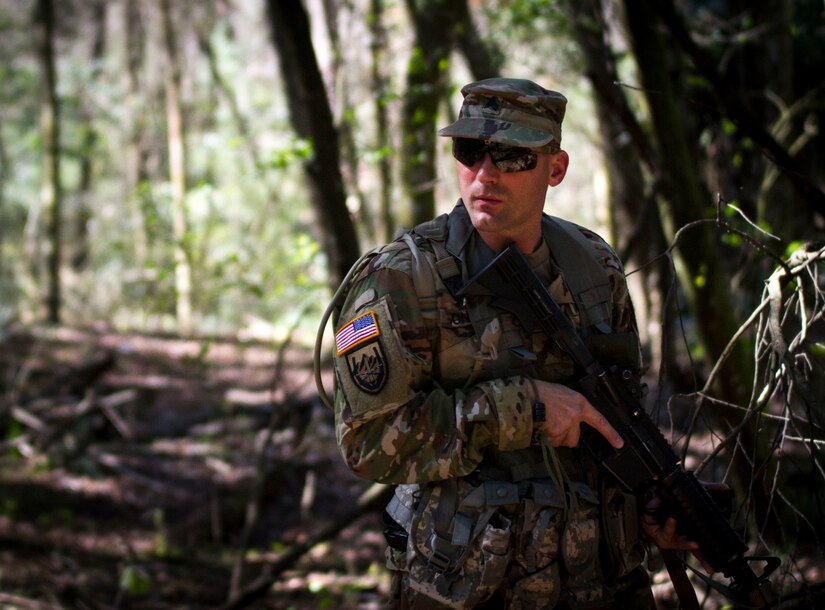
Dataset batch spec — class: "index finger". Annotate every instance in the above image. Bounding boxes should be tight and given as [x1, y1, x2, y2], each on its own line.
[582, 404, 624, 449]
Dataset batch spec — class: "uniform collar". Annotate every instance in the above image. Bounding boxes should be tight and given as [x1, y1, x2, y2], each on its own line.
[446, 200, 554, 282]
[446, 200, 499, 281]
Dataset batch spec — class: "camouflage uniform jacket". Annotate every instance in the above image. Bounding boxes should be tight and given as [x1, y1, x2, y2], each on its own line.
[333, 200, 640, 481]
[332, 201, 648, 608]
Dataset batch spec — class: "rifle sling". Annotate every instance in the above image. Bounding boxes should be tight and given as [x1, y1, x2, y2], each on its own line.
[660, 549, 701, 610]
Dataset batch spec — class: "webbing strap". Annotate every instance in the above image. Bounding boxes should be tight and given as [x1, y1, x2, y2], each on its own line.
[661, 549, 701, 610]
[400, 233, 441, 323]
[544, 216, 613, 335]
[410, 215, 463, 291]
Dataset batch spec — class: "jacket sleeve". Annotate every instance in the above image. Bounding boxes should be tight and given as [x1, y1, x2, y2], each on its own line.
[332, 249, 535, 485]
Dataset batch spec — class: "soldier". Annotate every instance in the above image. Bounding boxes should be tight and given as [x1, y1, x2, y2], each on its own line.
[326, 77, 702, 609]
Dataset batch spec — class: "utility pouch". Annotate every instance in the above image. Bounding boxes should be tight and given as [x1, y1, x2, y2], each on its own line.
[518, 483, 564, 572]
[561, 483, 611, 608]
[600, 483, 645, 582]
[406, 479, 515, 608]
[509, 485, 566, 609]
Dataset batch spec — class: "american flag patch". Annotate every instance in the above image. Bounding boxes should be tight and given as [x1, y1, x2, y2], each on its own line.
[335, 311, 381, 355]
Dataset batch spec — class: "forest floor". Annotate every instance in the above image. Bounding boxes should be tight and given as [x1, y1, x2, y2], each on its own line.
[0, 324, 822, 609]
[0, 324, 386, 609]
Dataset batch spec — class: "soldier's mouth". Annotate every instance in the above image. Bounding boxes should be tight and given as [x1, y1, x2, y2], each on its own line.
[474, 193, 504, 205]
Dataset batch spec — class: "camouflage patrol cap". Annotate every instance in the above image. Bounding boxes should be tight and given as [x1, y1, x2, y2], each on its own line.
[438, 78, 567, 151]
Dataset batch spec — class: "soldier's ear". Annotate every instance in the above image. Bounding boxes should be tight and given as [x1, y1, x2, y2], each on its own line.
[547, 150, 569, 187]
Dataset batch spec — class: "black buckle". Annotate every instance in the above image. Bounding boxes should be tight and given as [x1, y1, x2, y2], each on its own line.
[428, 535, 455, 573]
[428, 549, 451, 573]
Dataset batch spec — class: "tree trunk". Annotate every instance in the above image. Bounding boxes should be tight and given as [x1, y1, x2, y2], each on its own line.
[623, 0, 750, 400]
[564, 0, 686, 400]
[198, 31, 261, 172]
[73, 0, 106, 272]
[0, 112, 7, 285]
[265, 0, 360, 286]
[452, 0, 503, 80]
[321, 0, 375, 240]
[400, 0, 501, 229]
[369, 0, 394, 242]
[125, 0, 149, 268]
[652, 0, 825, 223]
[36, 0, 62, 324]
[160, 0, 194, 334]
[401, 0, 457, 228]
[623, 0, 775, 535]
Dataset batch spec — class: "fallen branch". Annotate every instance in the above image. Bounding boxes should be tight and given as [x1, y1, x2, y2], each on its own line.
[218, 482, 393, 610]
[0, 592, 55, 610]
[228, 304, 312, 598]
[90, 449, 194, 503]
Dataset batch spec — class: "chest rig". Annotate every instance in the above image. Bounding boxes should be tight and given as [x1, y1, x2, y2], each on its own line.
[403, 206, 615, 388]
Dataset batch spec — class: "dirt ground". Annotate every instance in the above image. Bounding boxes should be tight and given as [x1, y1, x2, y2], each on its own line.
[0, 324, 387, 609]
[1, 324, 822, 609]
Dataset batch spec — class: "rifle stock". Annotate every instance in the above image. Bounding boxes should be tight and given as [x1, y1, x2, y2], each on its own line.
[461, 243, 779, 607]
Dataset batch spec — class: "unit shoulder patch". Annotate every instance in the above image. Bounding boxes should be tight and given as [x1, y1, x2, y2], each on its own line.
[344, 341, 388, 394]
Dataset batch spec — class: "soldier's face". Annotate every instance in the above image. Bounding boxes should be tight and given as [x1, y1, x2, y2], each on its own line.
[456, 144, 569, 253]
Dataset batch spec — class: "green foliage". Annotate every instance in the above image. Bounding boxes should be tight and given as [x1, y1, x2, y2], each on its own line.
[119, 564, 152, 596]
[475, 0, 581, 107]
[0, 498, 18, 519]
[152, 508, 169, 557]
[0, 0, 336, 338]
[268, 138, 315, 169]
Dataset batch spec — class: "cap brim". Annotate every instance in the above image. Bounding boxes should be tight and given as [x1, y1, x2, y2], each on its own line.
[438, 118, 555, 148]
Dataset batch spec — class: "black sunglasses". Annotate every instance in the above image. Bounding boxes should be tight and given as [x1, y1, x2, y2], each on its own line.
[452, 138, 539, 173]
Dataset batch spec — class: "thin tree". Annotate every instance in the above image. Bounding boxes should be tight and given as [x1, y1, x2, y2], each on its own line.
[400, 0, 456, 228]
[160, 0, 194, 334]
[653, 1, 825, 223]
[369, 0, 394, 242]
[125, 0, 150, 268]
[0, 112, 7, 286]
[400, 0, 501, 228]
[73, 0, 106, 272]
[563, 0, 683, 403]
[321, 0, 376, 240]
[452, 0, 503, 80]
[36, 0, 62, 324]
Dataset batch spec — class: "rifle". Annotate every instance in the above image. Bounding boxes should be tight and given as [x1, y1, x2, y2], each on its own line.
[459, 243, 780, 608]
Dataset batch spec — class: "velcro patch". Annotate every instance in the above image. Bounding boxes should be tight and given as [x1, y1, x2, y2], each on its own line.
[336, 310, 380, 355]
[345, 341, 388, 394]
[335, 296, 414, 423]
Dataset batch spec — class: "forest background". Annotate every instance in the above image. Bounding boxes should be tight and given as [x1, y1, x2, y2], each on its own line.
[0, 0, 823, 608]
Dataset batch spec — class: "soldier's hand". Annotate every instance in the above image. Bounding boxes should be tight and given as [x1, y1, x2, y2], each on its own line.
[642, 490, 723, 574]
[534, 381, 624, 449]
[642, 509, 713, 572]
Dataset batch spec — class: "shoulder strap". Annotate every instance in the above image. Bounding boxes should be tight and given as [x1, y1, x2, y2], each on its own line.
[543, 215, 613, 335]
[411, 214, 463, 294]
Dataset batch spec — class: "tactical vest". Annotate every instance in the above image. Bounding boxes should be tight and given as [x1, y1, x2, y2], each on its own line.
[404, 210, 614, 337]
